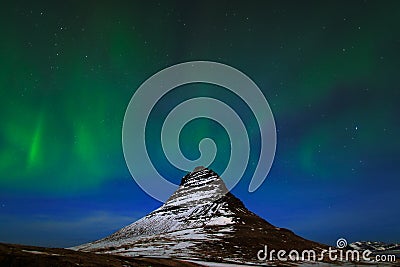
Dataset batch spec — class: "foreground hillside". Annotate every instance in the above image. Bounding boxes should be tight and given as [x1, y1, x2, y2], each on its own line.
[0, 242, 202, 267]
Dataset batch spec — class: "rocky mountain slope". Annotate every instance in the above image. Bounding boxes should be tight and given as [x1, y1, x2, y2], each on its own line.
[74, 167, 327, 264]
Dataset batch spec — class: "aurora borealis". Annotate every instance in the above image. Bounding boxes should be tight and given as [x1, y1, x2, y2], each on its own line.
[1, 1, 399, 247]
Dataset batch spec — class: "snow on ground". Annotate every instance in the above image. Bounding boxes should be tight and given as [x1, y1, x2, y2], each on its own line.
[21, 250, 61, 256]
[89, 225, 236, 259]
[185, 260, 263, 266]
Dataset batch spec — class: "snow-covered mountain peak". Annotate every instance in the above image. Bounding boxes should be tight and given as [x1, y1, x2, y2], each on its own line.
[168, 167, 229, 208]
[179, 166, 224, 187]
[73, 168, 325, 264]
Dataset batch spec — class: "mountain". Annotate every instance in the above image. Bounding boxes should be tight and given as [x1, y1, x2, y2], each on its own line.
[73, 167, 327, 264]
[350, 241, 400, 256]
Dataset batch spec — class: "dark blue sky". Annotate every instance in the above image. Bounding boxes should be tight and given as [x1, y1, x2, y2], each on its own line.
[0, 0, 399, 247]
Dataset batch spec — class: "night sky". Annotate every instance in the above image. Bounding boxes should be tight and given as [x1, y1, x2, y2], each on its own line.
[1, 1, 399, 248]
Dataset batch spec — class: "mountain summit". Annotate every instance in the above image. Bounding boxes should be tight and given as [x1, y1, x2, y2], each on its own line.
[74, 167, 325, 264]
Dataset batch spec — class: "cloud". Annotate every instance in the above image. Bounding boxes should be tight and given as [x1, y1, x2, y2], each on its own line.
[0, 210, 140, 247]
